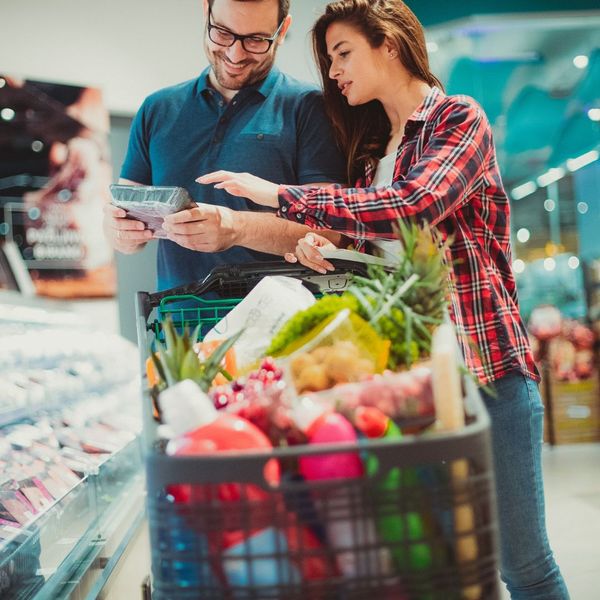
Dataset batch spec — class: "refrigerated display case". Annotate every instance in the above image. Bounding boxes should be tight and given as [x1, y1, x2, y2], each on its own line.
[0, 291, 145, 599]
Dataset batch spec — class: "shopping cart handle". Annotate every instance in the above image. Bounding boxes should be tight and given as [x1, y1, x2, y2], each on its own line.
[145, 259, 375, 307]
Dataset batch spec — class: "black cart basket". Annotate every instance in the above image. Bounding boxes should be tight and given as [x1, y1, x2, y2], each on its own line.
[135, 261, 500, 600]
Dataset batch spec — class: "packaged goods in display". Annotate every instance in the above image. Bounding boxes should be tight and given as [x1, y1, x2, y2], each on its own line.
[0, 303, 143, 599]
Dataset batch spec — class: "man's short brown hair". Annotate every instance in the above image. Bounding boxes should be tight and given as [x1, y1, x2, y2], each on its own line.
[208, 0, 290, 24]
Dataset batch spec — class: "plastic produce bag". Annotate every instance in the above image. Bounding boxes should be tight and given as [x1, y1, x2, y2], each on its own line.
[300, 365, 435, 430]
[285, 308, 389, 394]
[204, 276, 315, 369]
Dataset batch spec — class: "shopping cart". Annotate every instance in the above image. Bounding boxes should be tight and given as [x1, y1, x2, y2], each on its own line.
[135, 261, 500, 600]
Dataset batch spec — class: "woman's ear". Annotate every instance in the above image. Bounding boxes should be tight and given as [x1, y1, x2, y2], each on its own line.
[384, 40, 398, 60]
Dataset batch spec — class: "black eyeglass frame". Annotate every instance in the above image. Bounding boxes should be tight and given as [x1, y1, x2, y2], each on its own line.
[207, 7, 285, 54]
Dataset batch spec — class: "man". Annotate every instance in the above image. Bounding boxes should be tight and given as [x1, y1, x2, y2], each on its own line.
[103, 0, 345, 291]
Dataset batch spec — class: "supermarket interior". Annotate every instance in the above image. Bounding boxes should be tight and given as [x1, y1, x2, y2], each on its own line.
[0, 0, 599, 598]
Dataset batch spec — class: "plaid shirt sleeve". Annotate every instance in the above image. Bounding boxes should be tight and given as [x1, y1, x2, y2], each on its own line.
[277, 100, 490, 237]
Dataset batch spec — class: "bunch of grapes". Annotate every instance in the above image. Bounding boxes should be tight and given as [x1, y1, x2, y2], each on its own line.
[209, 358, 297, 446]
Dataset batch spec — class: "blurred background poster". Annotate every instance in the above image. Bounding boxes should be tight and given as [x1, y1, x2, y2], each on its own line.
[0, 74, 115, 298]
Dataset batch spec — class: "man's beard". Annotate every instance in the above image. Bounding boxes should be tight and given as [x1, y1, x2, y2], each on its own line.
[208, 48, 275, 91]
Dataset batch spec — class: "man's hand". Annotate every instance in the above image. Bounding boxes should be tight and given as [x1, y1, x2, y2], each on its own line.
[103, 204, 152, 254]
[196, 171, 279, 208]
[162, 203, 237, 252]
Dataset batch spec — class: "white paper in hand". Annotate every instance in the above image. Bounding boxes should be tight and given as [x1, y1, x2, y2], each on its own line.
[319, 246, 399, 267]
[204, 276, 315, 368]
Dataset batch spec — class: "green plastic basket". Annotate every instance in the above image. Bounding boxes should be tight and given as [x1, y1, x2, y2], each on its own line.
[151, 294, 241, 342]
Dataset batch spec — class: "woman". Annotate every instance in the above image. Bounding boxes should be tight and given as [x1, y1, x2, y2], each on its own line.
[198, 1, 570, 597]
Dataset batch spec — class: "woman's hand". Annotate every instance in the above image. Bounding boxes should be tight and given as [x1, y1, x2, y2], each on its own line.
[196, 171, 279, 208]
[285, 233, 336, 274]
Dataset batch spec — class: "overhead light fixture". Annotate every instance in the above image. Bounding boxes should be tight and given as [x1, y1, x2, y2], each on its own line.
[513, 259, 526, 274]
[511, 181, 537, 200]
[426, 41, 439, 53]
[27, 207, 41, 221]
[573, 55, 589, 69]
[567, 150, 599, 172]
[0, 108, 15, 121]
[544, 198, 556, 212]
[544, 257, 556, 272]
[537, 168, 565, 187]
[475, 51, 541, 64]
[516, 228, 530, 243]
[568, 256, 580, 270]
[577, 202, 589, 214]
[588, 108, 600, 122]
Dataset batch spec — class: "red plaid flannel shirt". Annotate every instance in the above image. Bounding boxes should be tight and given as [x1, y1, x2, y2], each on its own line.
[278, 87, 538, 384]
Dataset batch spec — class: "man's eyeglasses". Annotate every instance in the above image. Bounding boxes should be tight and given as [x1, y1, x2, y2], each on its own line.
[207, 8, 285, 54]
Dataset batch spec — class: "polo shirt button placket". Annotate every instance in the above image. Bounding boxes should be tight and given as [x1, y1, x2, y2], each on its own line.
[215, 112, 227, 144]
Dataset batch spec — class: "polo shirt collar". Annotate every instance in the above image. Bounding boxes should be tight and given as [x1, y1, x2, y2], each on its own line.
[196, 65, 280, 100]
[254, 65, 280, 97]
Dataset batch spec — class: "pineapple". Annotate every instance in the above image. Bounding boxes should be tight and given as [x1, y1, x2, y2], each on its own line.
[348, 220, 451, 369]
[149, 317, 243, 393]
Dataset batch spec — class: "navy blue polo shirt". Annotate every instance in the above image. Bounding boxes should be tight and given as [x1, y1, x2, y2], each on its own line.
[121, 66, 345, 292]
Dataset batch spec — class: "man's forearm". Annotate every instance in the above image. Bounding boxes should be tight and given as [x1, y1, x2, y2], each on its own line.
[233, 212, 341, 255]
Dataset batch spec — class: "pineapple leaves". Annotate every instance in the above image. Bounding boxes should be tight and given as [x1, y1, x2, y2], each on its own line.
[347, 220, 451, 370]
[148, 317, 244, 392]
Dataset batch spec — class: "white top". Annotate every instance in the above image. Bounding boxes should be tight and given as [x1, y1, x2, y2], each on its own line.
[370, 150, 403, 263]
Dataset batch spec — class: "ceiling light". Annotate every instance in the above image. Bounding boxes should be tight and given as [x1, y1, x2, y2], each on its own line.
[567, 150, 598, 172]
[513, 259, 526, 274]
[475, 51, 541, 64]
[588, 108, 600, 122]
[544, 258, 556, 272]
[511, 181, 537, 200]
[568, 256, 580, 270]
[27, 207, 41, 220]
[577, 202, 589, 214]
[537, 168, 565, 187]
[516, 228, 530, 243]
[544, 198, 556, 212]
[426, 41, 439, 53]
[0, 108, 15, 121]
[573, 55, 589, 69]
[31, 140, 44, 152]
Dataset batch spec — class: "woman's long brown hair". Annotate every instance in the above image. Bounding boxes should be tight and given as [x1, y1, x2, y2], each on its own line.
[312, 0, 443, 183]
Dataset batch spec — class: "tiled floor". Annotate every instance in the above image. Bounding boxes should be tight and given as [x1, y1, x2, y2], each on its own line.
[499, 443, 600, 599]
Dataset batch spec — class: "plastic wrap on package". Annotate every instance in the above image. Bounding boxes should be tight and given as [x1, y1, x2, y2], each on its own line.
[109, 185, 195, 238]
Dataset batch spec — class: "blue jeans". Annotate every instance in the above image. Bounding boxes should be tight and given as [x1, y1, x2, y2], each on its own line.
[481, 372, 570, 599]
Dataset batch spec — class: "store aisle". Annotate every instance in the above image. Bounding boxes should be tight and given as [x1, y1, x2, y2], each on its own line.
[500, 443, 600, 599]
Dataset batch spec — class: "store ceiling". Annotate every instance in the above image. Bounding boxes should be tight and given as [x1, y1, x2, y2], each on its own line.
[426, 12, 600, 186]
